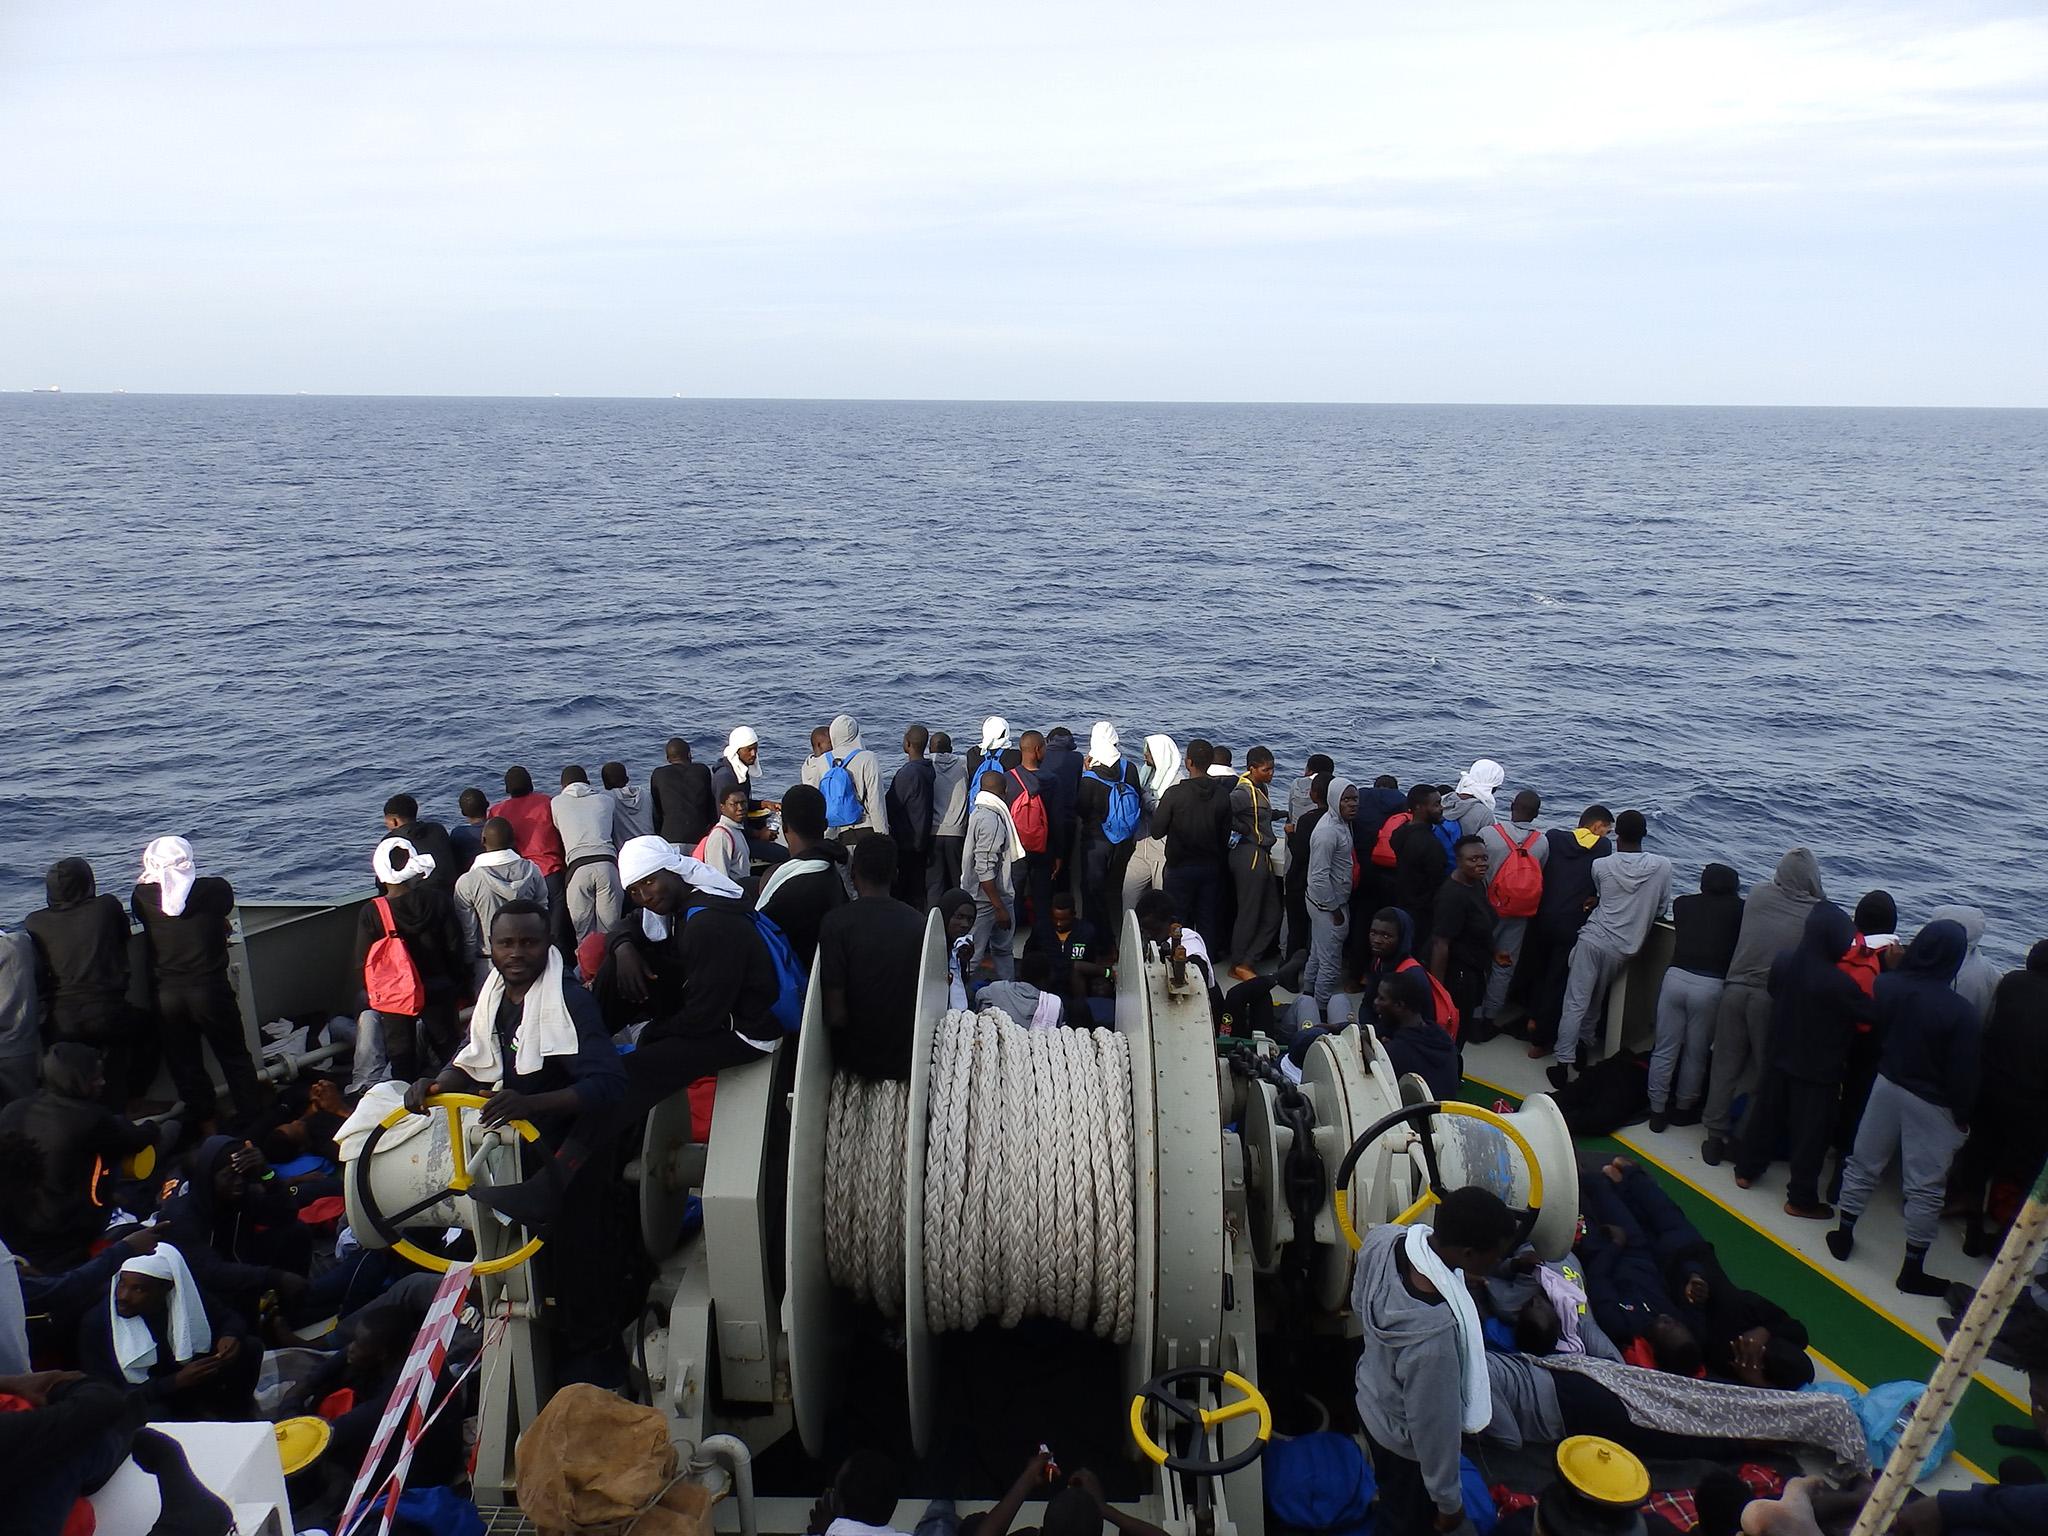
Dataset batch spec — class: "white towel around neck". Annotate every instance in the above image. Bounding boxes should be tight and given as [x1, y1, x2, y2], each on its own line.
[110, 1246, 211, 1384]
[1404, 1223, 1491, 1433]
[975, 788, 1026, 863]
[452, 947, 581, 1084]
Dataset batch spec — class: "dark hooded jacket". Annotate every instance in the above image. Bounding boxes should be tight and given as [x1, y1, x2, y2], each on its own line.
[0, 1044, 155, 1267]
[1534, 830, 1611, 937]
[1039, 729, 1084, 855]
[1668, 863, 1744, 978]
[352, 882, 472, 1008]
[1151, 775, 1232, 867]
[1973, 947, 2048, 1171]
[22, 859, 133, 1042]
[155, 1134, 306, 1316]
[1873, 920, 1981, 1113]
[1349, 784, 1408, 858]
[1764, 902, 1877, 1084]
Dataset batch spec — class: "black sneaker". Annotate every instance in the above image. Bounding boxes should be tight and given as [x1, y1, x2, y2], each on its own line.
[1701, 1136, 1727, 1167]
[1545, 1063, 1574, 1092]
[1670, 1103, 1703, 1128]
[1647, 1109, 1670, 1134]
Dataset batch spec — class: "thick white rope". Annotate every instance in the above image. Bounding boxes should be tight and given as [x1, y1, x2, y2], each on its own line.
[819, 1007, 1137, 1341]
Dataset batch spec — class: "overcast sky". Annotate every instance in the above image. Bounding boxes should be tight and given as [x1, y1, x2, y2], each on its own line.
[3, 1, 2043, 404]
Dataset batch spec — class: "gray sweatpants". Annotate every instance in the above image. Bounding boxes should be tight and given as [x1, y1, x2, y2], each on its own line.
[565, 859, 624, 941]
[1702, 979, 1772, 1139]
[1301, 907, 1350, 1012]
[1555, 939, 1625, 1065]
[1837, 1074, 1967, 1249]
[969, 897, 1015, 982]
[1482, 914, 1529, 1019]
[1649, 966, 1723, 1112]
[1123, 836, 1168, 912]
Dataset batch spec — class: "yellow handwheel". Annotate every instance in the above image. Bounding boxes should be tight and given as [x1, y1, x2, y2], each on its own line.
[353, 1092, 544, 1276]
[1129, 1367, 1271, 1475]
[1331, 1099, 1545, 1252]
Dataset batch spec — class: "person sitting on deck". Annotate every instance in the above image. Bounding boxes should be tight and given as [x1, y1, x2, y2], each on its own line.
[0, 1045, 162, 1272]
[78, 1243, 261, 1423]
[406, 899, 624, 1233]
[609, 836, 780, 1126]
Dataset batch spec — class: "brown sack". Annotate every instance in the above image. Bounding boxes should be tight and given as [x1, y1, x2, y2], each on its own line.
[516, 1383, 717, 1536]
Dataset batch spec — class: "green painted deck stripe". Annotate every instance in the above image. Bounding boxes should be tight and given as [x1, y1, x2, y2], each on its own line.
[1456, 1078, 2046, 1481]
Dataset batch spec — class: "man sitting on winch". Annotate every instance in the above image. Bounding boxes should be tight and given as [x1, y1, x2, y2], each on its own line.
[406, 898, 627, 1381]
[606, 835, 782, 1127]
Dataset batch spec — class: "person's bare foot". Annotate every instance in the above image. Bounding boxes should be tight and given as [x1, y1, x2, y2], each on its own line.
[1602, 1156, 1634, 1183]
[1740, 1474, 1823, 1536]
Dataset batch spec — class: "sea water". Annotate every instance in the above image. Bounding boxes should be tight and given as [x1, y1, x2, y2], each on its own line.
[4, 396, 2044, 962]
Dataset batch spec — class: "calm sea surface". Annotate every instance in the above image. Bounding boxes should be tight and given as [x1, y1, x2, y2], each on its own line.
[4, 396, 2044, 964]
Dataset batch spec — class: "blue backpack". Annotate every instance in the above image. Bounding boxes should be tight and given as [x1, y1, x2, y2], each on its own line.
[818, 748, 865, 827]
[686, 905, 807, 1036]
[1085, 765, 1141, 845]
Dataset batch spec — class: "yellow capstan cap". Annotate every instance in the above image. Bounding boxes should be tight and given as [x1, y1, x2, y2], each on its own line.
[1555, 1436, 1649, 1507]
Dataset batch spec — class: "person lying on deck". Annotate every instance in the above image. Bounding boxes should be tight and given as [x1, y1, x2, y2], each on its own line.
[1577, 1157, 1813, 1389]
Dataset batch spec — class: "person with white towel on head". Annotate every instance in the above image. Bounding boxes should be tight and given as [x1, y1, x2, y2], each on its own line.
[132, 836, 266, 1124]
[610, 836, 781, 1125]
[351, 836, 471, 1087]
[78, 1242, 260, 1421]
[1120, 733, 1185, 916]
[1076, 720, 1142, 942]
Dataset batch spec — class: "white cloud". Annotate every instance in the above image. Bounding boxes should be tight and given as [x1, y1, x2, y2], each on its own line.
[1, 0, 2043, 400]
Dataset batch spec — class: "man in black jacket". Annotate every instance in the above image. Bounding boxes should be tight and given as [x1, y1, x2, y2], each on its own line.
[649, 737, 716, 850]
[1150, 739, 1232, 956]
[23, 859, 134, 1107]
[885, 724, 937, 907]
[381, 795, 458, 893]
[1513, 805, 1612, 1051]
[609, 836, 779, 1126]
[0, 1045, 160, 1269]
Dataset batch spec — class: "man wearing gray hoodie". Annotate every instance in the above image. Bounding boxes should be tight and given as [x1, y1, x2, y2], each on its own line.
[453, 818, 549, 984]
[1930, 904, 2000, 1021]
[603, 761, 653, 847]
[1701, 846, 1824, 1165]
[927, 734, 969, 907]
[550, 766, 622, 942]
[1352, 1187, 1518, 1535]
[1551, 810, 1672, 1083]
[822, 713, 887, 839]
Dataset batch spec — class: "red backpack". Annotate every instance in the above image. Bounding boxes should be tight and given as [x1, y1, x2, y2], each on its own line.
[1009, 769, 1049, 854]
[363, 896, 426, 1016]
[1398, 957, 1463, 1042]
[1370, 810, 1411, 869]
[1488, 825, 1544, 919]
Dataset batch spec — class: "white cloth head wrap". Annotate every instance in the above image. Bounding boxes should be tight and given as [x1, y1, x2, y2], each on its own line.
[617, 835, 745, 940]
[110, 1246, 211, 1384]
[1141, 734, 1185, 804]
[372, 835, 434, 886]
[140, 836, 197, 918]
[453, 947, 580, 1083]
[1453, 759, 1505, 812]
[979, 716, 1011, 753]
[1086, 721, 1120, 768]
[723, 726, 759, 784]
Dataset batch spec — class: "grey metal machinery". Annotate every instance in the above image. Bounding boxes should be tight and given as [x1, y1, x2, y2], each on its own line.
[343, 912, 1579, 1534]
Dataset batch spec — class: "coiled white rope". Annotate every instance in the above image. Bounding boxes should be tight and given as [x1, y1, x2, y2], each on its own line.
[820, 1007, 1135, 1343]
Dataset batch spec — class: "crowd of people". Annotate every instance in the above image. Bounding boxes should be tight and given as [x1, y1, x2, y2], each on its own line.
[1, 711, 2044, 1535]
